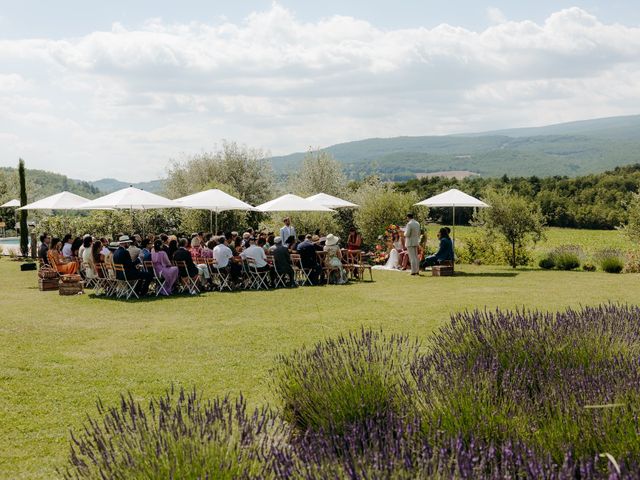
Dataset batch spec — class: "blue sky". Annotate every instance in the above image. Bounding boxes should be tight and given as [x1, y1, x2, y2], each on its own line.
[0, 1, 639, 181]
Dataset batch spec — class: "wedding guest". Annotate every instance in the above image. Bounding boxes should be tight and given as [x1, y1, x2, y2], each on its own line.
[167, 239, 178, 259]
[271, 236, 296, 287]
[173, 238, 204, 292]
[160, 234, 170, 252]
[90, 241, 104, 278]
[48, 237, 79, 275]
[190, 237, 204, 260]
[128, 237, 141, 263]
[422, 227, 454, 267]
[347, 227, 363, 251]
[404, 213, 421, 275]
[70, 236, 83, 259]
[100, 238, 112, 260]
[280, 217, 296, 244]
[297, 234, 321, 285]
[240, 237, 271, 284]
[38, 233, 50, 265]
[113, 235, 152, 296]
[213, 236, 242, 282]
[139, 239, 152, 263]
[201, 240, 215, 259]
[78, 234, 91, 261]
[152, 239, 178, 295]
[323, 234, 347, 284]
[80, 236, 93, 276]
[61, 234, 73, 259]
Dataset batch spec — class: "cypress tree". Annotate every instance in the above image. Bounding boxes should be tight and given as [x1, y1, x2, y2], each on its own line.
[18, 159, 28, 257]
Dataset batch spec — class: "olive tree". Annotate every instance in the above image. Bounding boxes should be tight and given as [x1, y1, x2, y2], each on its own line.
[622, 192, 640, 244]
[474, 189, 545, 268]
[290, 150, 347, 197]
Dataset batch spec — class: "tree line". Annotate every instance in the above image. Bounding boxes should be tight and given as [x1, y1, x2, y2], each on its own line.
[395, 164, 640, 230]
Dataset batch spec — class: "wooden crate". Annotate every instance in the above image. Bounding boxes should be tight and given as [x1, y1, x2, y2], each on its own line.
[59, 280, 83, 295]
[38, 278, 59, 291]
[432, 266, 454, 277]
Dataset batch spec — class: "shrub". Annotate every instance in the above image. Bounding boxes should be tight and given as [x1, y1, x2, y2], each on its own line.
[61, 387, 291, 480]
[583, 263, 597, 272]
[623, 249, 640, 274]
[272, 328, 419, 435]
[538, 256, 555, 269]
[596, 249, 625, 273]
[412, 305, 640, 465]
[547, 245, 582, 270]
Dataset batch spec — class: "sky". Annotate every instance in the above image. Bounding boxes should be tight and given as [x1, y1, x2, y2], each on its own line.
[1, 1, 639, 182]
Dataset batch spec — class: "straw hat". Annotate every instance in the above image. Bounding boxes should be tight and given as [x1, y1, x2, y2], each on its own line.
[118, 235, 131, 245]
[325, 234, 339, 246]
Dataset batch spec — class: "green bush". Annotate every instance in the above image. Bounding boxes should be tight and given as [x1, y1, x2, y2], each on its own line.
[582, 263, 596, 272]
[272, 328, 419, 435]
[538, 256, 555, 269]
[596, 249, 625, 274]
[552, 245, 582, 270]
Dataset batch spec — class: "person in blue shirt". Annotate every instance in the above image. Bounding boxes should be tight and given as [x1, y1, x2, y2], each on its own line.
[422, 227, 454, 267]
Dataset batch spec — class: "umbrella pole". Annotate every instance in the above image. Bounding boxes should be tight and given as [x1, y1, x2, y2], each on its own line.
[215, 211, 218, 233]
[209, 210, 213, 233]
[452, 205, 456, 262]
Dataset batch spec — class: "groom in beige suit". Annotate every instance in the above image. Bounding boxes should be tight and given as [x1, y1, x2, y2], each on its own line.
[404, 213, 421, 275]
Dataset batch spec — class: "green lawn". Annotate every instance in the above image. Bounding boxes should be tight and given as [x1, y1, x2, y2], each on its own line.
[0, 258, 639, 479]
[424, 225, 636, 258]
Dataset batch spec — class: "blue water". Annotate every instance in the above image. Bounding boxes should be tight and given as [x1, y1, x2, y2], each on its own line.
[0, 238, 19, 245]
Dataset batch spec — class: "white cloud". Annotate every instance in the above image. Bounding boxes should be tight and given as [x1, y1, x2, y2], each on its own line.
[0, 4, 639, 181]
[487, 7, 507, 24]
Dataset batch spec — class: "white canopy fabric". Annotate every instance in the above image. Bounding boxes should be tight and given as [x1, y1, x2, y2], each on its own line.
[18, 191, 90, 210]
[174, 188, 257, 231]
[1, 199, 20, 208]
[257, 194, 334, 212]
[415, 188, 489, 208]
[79, 187, 177, 210]
[174, 189, 256, 212]
[306, 193, 359, 209]
[415, 188, 490, 261]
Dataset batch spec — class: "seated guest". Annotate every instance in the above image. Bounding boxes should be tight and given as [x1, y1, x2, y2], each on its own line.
[100, 238, 112, 259]
[78, 234, 91, 261]
[61, 234, 73, 259]
[296, 234, 321, 285]
[233, 236, 244, 254]
[201, 239, 215, 259]
[89, 241, 104, 278]
[271, 236, 296, 287]
[128, 236, 141, 263]
[422, 227, 454, 268]
[190, 237, 204, 260]
[323, 234, 348, 284]
[151, 239, 178, 295]
[48, 237, 79, 275]
[167, 239, 178, 259]
[38, 233, 50, 266]
[173, 238, 204, 293]
[213, 236, 242, 283]
[139, 239, 152, 263]
[347, 227, 363, 251]
[242, 232, 251, 248]
[113, 235, 153, 296]
[70, 236, 83, 259]
[80, 236, 93, 276]
[240, 237, 271, 284]
[160, 234, 170, 252]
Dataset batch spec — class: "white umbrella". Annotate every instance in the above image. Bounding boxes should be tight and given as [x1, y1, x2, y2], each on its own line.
[18, 191, 90, 210]
[256, 194, 334, 212]
[1, 199, 20, 208]
[415, 188, 490, 254]
[306, 193, 359, 209]
[79, 186, 177, 210]
[174, 189, 257, 231]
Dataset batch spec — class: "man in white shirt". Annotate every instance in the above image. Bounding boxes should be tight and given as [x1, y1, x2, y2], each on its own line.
[279, 217, 296, 244]
[213, 237, 233, 268]
[240, 237, 269, 269]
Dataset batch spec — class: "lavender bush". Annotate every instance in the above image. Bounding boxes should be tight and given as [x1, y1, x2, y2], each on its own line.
[413, 304, 640, 467]
[272, 328, 420, 435]
[61, 387, 293, 479]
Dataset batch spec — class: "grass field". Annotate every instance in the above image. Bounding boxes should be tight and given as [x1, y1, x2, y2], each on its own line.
[1, 257, 639, 478]
[424, 225, 635, 258]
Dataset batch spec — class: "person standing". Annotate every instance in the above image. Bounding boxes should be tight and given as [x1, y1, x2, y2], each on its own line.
[280, 217, 296, 245]
[404, 213, 421, 275]
[38, 233, 50, 265]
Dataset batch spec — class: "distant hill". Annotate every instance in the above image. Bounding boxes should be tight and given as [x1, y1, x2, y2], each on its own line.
[87, 178, 164, 194]
[270, 114, 640, 180]
[0, 167, 101, 203]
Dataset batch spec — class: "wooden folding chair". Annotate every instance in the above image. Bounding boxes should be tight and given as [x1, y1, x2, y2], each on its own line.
[174, 260, 200, 294]
[112, 264, 139, 299]
[245, 258, 270, 290]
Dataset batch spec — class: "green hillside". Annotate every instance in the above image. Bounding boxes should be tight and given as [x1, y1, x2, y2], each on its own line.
[0, 167, 100, 204]
[87, 178, 164, 194]
[270, 115, 640, 180]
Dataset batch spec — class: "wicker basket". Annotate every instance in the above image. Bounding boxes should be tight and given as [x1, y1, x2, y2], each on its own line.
[38, 268, 58, 279]
[39, 278, 59, 291]
[58, 280, 83, 295]
[432, 265, 454, 277]
[60, 274, 82, 283]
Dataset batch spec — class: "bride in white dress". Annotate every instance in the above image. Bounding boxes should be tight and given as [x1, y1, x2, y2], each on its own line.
[375, 231, 406, 270]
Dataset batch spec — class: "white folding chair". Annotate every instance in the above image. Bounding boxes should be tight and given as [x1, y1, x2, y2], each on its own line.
[268, 255, 288, 288]
[245, 258, 270, 290]
[112, 264, 139, 299]
[291, 254, 312, 286]
[174, 260, 200, 294]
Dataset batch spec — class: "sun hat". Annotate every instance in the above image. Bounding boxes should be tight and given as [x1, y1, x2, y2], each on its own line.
[325, 234, 339, 246]
[118, 235, 131, 244]
[274, 236, 282, 244]
[311, 234, 320, 242]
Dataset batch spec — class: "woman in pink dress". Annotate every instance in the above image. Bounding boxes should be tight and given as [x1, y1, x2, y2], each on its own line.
[151, 239, 179, 295]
